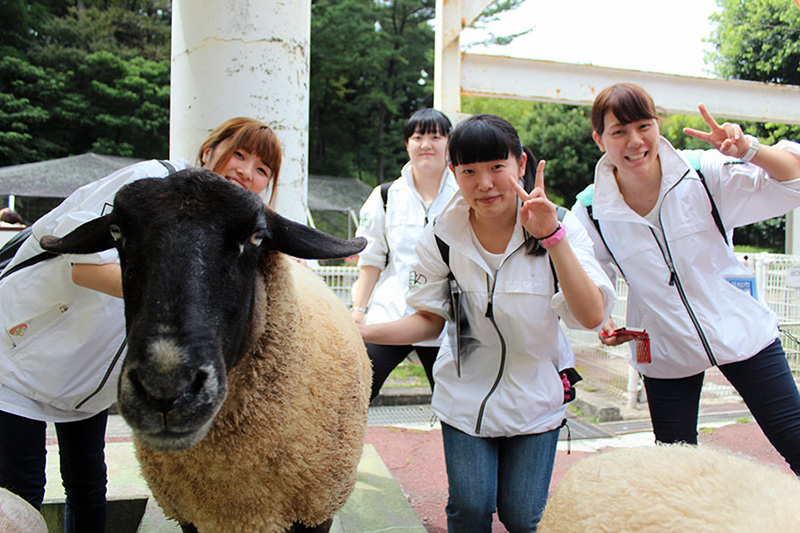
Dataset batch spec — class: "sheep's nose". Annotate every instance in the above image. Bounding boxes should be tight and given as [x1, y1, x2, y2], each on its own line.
[128, 365, 209, 414]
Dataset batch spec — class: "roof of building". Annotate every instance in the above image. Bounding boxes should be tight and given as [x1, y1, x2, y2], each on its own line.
[0, 154, 373, 213]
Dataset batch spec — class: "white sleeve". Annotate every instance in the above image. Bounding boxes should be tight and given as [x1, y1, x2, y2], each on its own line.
[550, 210, 617, 331]
[406, 226, 452, 322]
[355, 186, 388, 270]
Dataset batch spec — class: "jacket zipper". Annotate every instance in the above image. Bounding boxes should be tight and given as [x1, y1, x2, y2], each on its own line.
[75, 337, 128, 410]
[655, 173, 718, 367]
[473, 242, 526, 434]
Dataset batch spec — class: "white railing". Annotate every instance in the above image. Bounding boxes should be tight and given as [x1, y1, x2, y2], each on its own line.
[313, 252, 800, 406]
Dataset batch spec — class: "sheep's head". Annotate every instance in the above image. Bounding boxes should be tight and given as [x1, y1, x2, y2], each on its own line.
[40, 169, 366, 451]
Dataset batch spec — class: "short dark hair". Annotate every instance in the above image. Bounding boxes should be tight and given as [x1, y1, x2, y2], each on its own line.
[403, 108, 452, 144]
[591, 83, 658, 136]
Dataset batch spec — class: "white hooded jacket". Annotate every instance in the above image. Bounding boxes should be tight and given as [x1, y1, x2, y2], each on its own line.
[407, 194, 615, 437]
[572, 137, 800, 379]
[0, 159, 190, 422]
[356, 162, 457, 346]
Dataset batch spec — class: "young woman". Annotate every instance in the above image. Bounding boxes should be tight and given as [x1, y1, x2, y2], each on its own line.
[351, 108, 458, 400]
[0, 117, 282, 532]
[360, 114, 615, 531]
[571, 83, 800, 474]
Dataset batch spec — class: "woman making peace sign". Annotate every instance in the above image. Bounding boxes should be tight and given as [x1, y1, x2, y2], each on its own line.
[360, 114, 615, 532]
[571, 83, 800, 475]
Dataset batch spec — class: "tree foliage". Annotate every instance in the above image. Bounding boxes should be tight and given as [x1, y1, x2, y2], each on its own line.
[0, 0, 171, 166]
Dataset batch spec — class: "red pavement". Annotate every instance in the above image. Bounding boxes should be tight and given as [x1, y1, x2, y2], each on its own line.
[365, 420, 793, 533]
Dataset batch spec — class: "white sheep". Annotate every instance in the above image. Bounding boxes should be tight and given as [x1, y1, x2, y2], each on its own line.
[0, 488, 47, 533]
[539, 444, 800, 532]
[41, 169, 371, 532]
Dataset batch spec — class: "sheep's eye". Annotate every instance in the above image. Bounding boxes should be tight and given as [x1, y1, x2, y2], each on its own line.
[109, 224, 123, 241]
[248, 232, 263, 246]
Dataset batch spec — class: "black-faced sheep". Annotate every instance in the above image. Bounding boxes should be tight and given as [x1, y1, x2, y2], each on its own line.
[40, 169, 372, 533]
[539, 444, 800, 532]
[0, 488, 47, 533]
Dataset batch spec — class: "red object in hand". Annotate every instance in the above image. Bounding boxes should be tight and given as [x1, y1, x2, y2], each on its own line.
[601, 327, 651, 364]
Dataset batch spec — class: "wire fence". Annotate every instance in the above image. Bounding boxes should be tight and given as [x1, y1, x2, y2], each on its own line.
[313, 252, 800, 405]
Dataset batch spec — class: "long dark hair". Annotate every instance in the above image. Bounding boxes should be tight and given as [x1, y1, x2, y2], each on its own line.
[447, 114, 544, 255]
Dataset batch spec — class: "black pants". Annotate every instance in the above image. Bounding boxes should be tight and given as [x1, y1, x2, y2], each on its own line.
[643, 338, 800, 475]
[366, 343, 439, 401]
[0, 409, 108, 532]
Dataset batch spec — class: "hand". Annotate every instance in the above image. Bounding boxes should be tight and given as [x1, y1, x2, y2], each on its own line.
[508, 160, 558, 239]
[598, 318, 636, 346]
[350, 309, 366, 325]
[683, 103, 751, 159]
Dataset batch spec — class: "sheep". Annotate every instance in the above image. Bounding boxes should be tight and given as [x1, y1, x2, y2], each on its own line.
[539, 444, 800, 532]
[40, 168, 372, 533]
[0, 488, 47, 533]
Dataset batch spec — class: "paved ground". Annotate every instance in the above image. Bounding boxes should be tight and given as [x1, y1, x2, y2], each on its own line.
[38, 385, 794, 532]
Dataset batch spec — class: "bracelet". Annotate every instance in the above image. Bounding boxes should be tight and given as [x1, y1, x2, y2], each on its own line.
[741, 134, 760, 163]
[351, 306, 367, 313]
[539, 224, 566, 248]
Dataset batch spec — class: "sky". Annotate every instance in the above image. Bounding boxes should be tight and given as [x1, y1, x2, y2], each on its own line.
[460, 0, 722, 79]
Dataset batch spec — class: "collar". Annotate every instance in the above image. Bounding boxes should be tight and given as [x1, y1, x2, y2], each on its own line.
[401, 162, 456, 197]
[593, 136, 695, 222]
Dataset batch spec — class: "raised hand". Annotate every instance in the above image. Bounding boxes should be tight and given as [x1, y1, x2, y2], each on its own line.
[508, 160, 558, 239]
[683, 103, 751, 159]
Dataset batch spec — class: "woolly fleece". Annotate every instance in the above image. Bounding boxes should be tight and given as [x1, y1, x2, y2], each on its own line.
[135, 254, 371, 532]
[0, 488, 47, 533]
[539, 444, 800, 532]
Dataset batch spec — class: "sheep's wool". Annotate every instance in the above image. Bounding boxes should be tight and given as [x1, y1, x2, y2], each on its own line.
[539, 444, 800, 532]
[135, 254, 371, 532]
[0, 488, 47, 533]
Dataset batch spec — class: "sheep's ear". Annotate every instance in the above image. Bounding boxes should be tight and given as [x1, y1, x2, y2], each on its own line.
[40, 215, 116, 255]
[262, 208, 366, 260]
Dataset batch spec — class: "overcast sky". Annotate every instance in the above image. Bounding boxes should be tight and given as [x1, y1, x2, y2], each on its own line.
[461, 0, 722, 78]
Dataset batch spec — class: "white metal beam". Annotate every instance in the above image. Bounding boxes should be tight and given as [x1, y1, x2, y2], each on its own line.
[460, 53, 800, 124]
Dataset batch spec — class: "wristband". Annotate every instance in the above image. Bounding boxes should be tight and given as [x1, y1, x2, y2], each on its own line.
[351, 306, 367, 313]
[539, 224, 566, 248]
[741, 134, 760, 163]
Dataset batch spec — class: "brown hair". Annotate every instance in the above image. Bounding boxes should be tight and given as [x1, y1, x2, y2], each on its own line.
[591, 83, 658, 136]
[197, 117, 282, 206]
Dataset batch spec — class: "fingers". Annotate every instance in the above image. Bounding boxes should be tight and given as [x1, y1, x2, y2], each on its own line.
[683, 127, 711, 143]
[507, 175, 530, 202]
[534, 160, 546, 193]
[697, 103, 721, 132]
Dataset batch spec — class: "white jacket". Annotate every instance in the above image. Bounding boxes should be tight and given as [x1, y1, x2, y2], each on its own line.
[407, 194, 616, 437]
[572, 137, 800, 379]
[356, 163, 457, 346]
[0, 159, 190, 422]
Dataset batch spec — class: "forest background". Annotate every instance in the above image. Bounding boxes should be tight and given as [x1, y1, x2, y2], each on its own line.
[1, 0, 799, 249]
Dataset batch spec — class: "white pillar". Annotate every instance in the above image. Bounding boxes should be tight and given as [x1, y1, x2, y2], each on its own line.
[786, 210, 800, 255]
[170, 0, 310, 223]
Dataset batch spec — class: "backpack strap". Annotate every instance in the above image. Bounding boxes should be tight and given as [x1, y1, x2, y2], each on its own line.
[379, 181, 392, 267]
[549, 207, 567, 293]
[158, 159, 177, 174]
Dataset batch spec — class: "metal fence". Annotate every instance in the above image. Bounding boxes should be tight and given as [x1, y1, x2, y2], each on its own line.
[313, 252, 800, 406]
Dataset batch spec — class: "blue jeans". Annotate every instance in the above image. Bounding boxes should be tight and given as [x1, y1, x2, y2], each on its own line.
[0, 409, 108, 532]
[643, 338, 800, 475]
[441, 422, 559, 532]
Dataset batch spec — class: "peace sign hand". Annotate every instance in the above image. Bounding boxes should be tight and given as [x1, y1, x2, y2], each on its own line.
[508, 160, 559, 239]
[683, 103, 750, 158]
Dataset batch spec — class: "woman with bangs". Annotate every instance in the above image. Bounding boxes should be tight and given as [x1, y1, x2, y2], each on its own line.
[0, 117, 281, 532]
[571, 82, 800, 474]
[359, 114, 615, 531]
[352, 108, 458, 400]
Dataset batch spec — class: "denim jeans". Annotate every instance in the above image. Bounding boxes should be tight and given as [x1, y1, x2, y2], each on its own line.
[643, 338, 800, 475]
[0, 409, 108, 532]
[366, 343, 438, 400]
[441, 422, 559, 532]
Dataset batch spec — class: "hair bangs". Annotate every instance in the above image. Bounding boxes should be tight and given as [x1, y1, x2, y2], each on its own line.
[449, 119, 515, 167]
[232, 124, 282, 179]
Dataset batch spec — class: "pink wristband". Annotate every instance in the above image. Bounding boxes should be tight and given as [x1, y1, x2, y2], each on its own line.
[539, 224, 566, 248]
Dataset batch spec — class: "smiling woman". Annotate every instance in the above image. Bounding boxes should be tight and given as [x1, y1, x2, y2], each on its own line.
[0, 116, 281, 533]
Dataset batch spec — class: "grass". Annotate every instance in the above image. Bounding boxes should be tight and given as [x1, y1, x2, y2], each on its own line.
[384, 360, 430, 389]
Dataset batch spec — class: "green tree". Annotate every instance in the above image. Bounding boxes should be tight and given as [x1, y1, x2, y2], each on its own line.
[706, 0, 800, 251]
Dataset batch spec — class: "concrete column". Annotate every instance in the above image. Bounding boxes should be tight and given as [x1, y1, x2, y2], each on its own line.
[170, 0, 310, 223]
